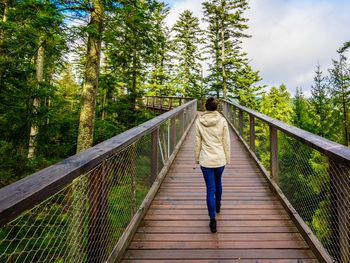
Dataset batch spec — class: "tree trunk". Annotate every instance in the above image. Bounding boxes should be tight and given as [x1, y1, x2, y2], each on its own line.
[220, 17, 227, 99]
[101, 90, 107, 120]
[0, 0, 9, 49]
[68, 2, 104, 262]
[76, 0, 104, 153]
[28, 36, 44, 159]
[131, 47, 137, 109]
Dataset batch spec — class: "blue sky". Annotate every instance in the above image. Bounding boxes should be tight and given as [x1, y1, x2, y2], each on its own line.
[163, 0, 350, 95]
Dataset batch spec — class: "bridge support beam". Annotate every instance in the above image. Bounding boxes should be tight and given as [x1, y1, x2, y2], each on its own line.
[170, 116, 176, 154]
[329, 160, 350, 262]
[233, 106, 237, 128]
[269, 125, 278, 182]
[238, 110, 243, 136]
[249, 115, 255, 153]
[150, 128, 159, 186]
[88, 165, 108, 263]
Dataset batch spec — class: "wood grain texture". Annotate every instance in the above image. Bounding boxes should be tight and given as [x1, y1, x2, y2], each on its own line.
[122, 121, 317, 261]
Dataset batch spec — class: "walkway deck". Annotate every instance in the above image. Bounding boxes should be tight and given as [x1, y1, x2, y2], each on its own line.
[122, 121, 317, 262]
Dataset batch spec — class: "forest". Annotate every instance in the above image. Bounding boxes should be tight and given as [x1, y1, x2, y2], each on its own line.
[0, 0, 350, 261]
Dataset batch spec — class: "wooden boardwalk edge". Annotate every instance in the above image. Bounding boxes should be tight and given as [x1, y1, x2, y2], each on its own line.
[121, 111, 322, 262]
[108, 115, 197, 263]
[224, 116, 332, 263]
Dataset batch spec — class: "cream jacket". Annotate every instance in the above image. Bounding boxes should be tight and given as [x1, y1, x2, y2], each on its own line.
[195, 111, 231, 168]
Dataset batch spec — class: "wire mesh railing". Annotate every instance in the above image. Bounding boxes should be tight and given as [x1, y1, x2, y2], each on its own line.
[145, 96, 194, 111]
[0, 99, 197, 263]
[221, 100, 350, 263]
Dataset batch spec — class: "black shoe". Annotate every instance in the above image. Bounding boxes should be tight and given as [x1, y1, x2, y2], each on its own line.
[209, 218, 217, 233]
[216, 203, 221, 213]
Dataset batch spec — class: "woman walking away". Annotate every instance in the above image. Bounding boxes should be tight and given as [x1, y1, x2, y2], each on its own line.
[195, 97, 231, 233]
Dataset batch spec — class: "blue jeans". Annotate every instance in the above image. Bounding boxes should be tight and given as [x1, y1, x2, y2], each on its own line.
[200, 165, 225, 219]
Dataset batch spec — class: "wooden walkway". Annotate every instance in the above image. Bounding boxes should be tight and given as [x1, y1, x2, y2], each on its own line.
[122, 121, 318, 262]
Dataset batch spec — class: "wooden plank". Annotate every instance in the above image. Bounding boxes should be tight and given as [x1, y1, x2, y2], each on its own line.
[129, 240, 307, 249]
[146, 208, 284, 215]
[140, 220, 295, 227]
[136, 226, 298, 233]
[144, 214, 289, 221]
[123, 249, 315, 259]
[132, 233, 304, 241]
[150, 204, 284, 210]
[122, 260, 319, 263]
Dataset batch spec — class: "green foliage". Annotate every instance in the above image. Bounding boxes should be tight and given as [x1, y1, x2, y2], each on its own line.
[203, 0, 260, 99]
[172, 10, 204, 98]
[328, 53, 350, 146]
[261, 84, 293, 123]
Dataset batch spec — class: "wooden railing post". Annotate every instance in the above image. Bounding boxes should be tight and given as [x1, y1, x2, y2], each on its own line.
[180, 109, 185, 135]
[233, 106, 237, 127]
[150, 127, 159, 186]
[88, 165, 108, 263]
[238, 110, 243, 136]
[250, 115, 256, 152]
[269, 125, 278, 181]
[170, 116, 176, 154]
[160, 98, 163, 109]
[152, 97, 155, 108]
[329, 160, 350, 261]
[169, 98, 173, 110]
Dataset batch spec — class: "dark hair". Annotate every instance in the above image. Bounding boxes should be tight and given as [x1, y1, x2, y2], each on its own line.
[205, 97, 218, 111]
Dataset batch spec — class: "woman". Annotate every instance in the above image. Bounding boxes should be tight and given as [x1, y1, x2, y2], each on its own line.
[195, 97, 231, 233]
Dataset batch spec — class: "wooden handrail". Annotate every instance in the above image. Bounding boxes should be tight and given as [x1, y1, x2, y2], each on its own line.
[222, 99, 350, 166]
[0, 99, 197, 227]
[145, 96, 194, 100]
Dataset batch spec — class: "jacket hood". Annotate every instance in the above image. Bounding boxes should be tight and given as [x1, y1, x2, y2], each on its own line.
[198, 111, 221, 127]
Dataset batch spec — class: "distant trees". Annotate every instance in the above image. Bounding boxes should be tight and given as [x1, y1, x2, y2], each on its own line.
[172, 10, 204, 98]
[328, 53, 350, 146]
[310, 65, 332, 139]
[202, 0, 260, 100]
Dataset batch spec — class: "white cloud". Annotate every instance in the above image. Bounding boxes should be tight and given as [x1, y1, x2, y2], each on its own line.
[166, 0, 350, 95]
[244, 0, 350, 94]
[165, 0, 205, 28]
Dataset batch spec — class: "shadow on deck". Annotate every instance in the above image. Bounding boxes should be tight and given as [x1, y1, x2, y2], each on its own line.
[122, 120, 317, 262]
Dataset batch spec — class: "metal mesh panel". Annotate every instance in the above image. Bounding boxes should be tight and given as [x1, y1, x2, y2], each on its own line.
[0, 134, 151, 263]
[241, 111, 250, 145]
[254, 118, 271, 173]
[278, 133, 350, 262]
[221, 100, 350, 262]
[0, 100, 197, 263]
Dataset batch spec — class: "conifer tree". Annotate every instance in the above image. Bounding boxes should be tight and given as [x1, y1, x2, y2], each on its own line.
[172, 10, 204, 98]
[105, 0, 162, 110]
[310, 64, 332, 138]
[203, 0, 256, 99]
[260, 84, 293, 123]
[328, 53, 350, 146]
[293, 88, 312, 131]
[147, 3, 174, 96]
[339, 41, 350, 53]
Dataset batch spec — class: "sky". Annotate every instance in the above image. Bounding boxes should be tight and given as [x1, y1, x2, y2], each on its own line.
[164, 0, 350, 96]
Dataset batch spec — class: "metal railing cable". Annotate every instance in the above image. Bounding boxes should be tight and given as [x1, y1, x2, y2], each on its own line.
[0, 99, 197, 263]
[221, 100, 350, 263]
